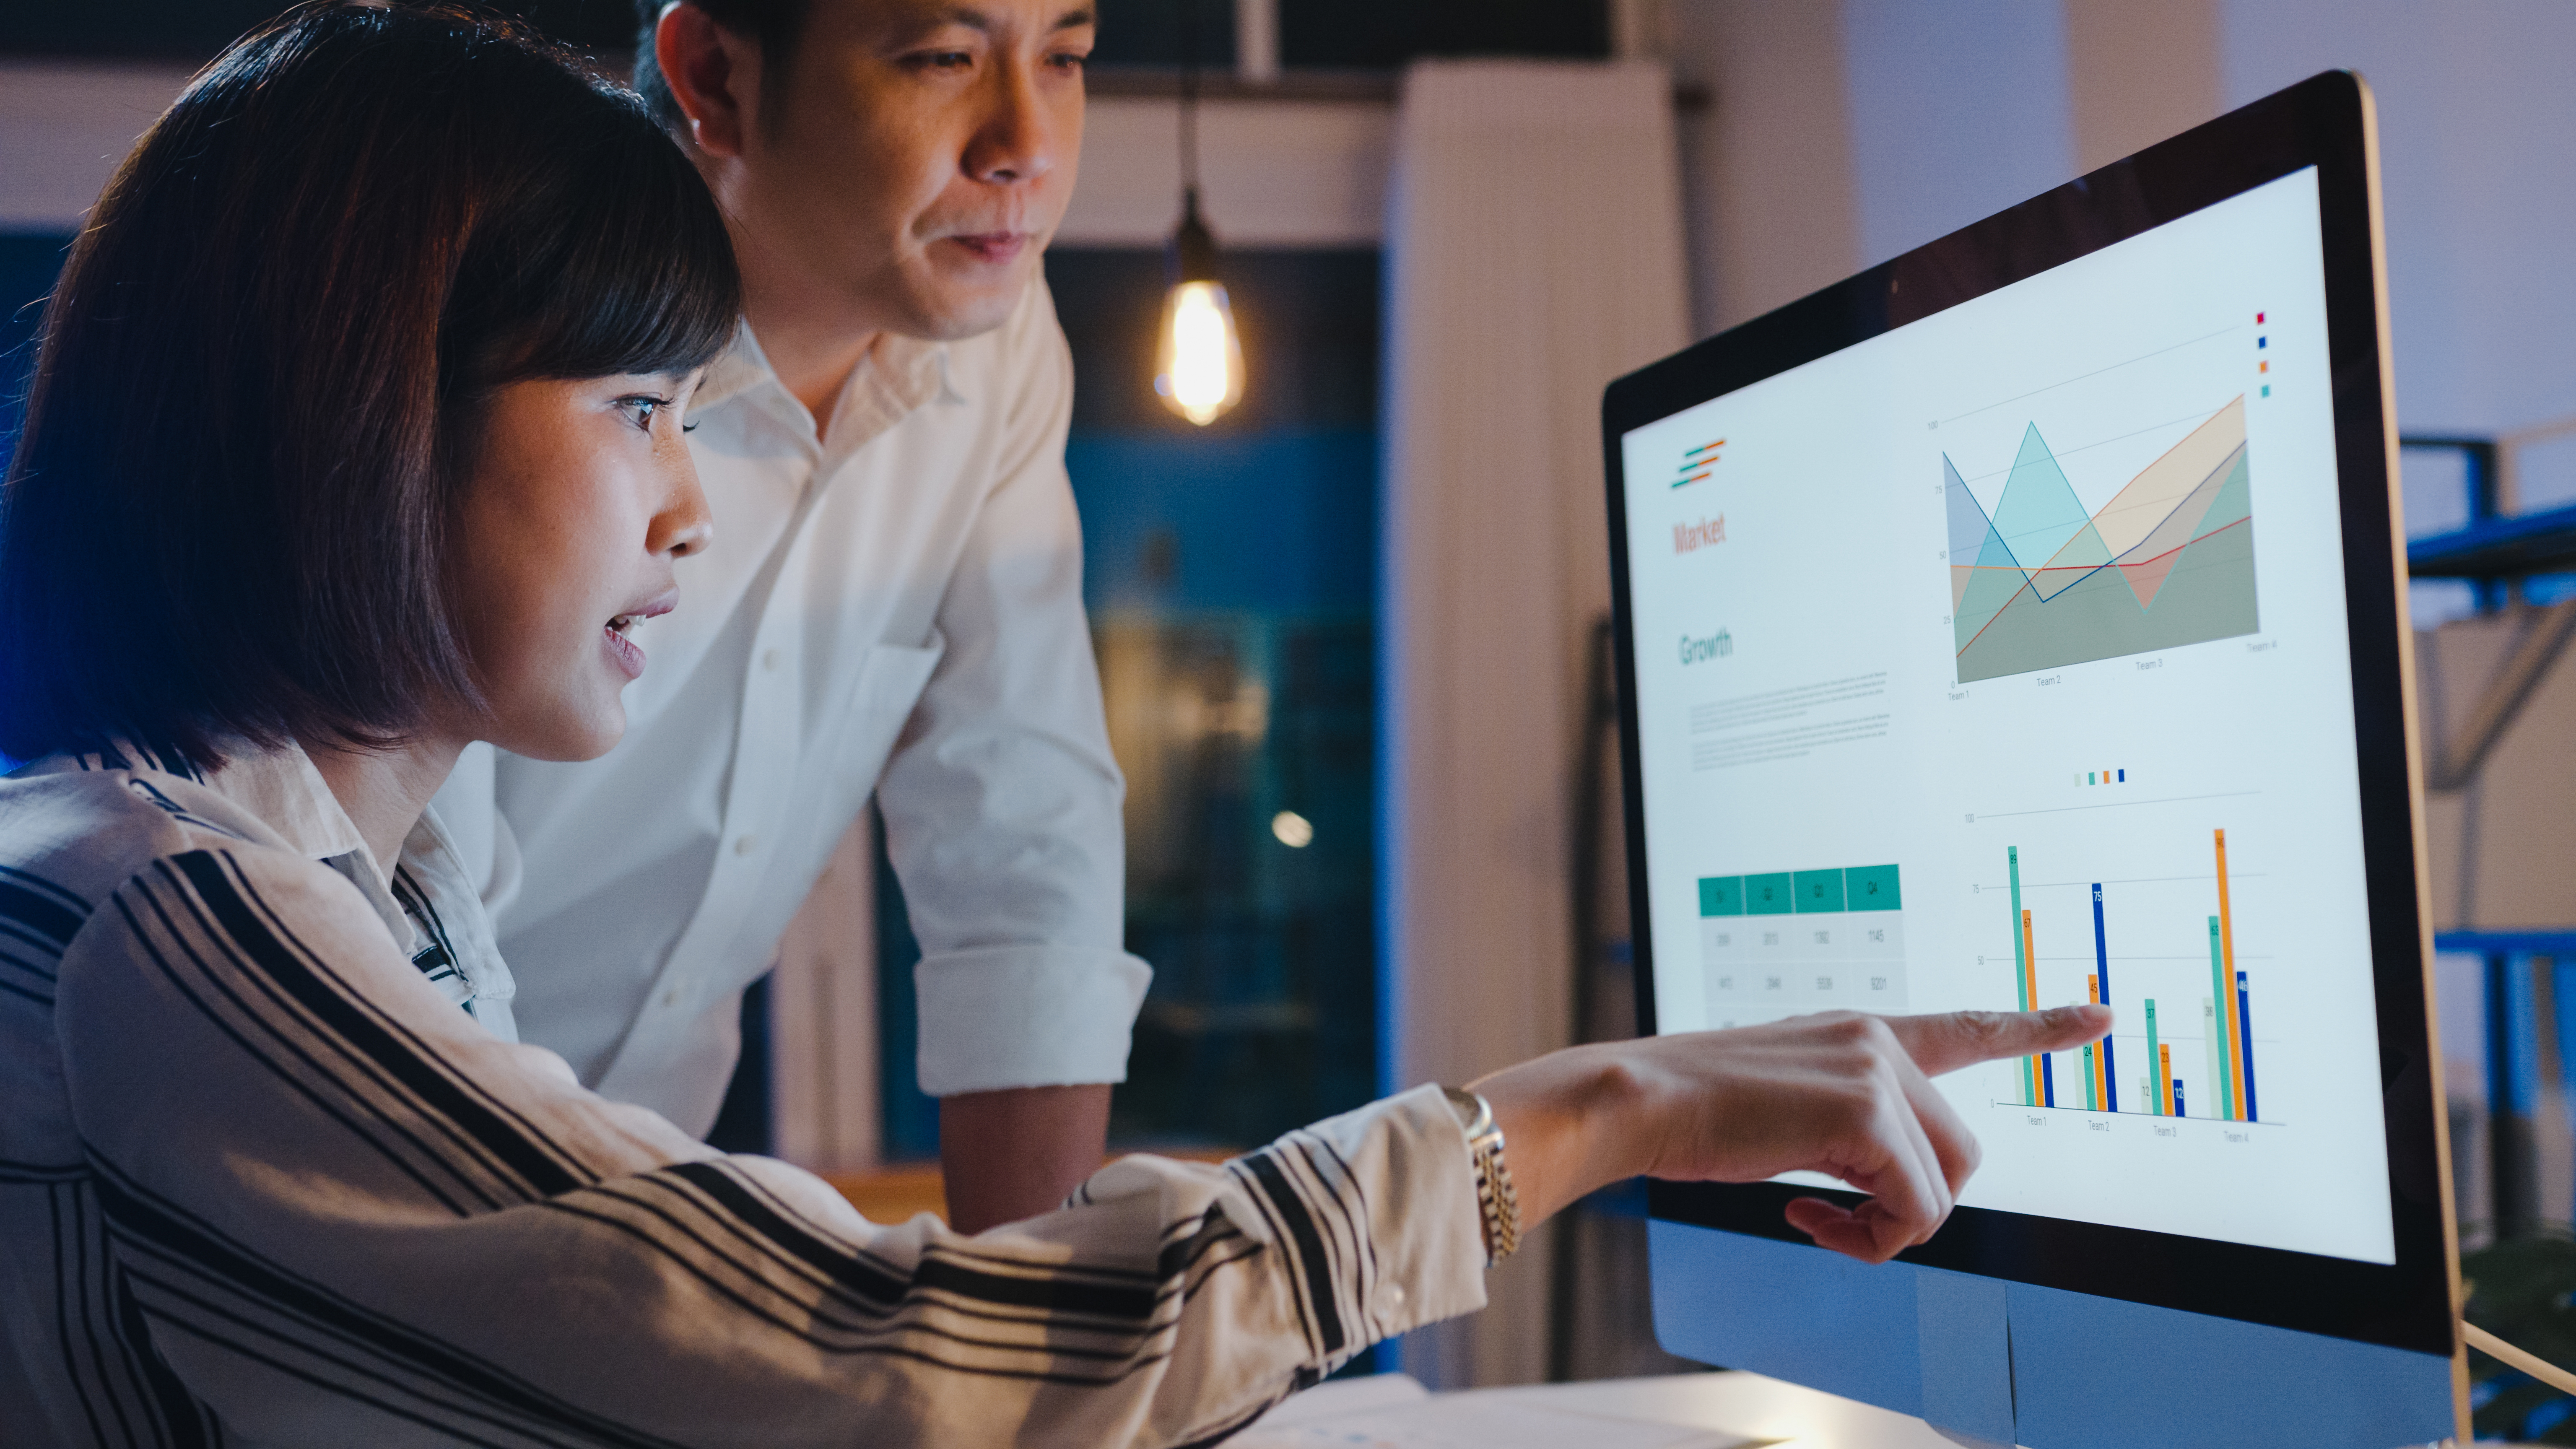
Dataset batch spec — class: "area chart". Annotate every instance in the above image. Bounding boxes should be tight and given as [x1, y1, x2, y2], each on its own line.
[1948, 396, 2258, 683]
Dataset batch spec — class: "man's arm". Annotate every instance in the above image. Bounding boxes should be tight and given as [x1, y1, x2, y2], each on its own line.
[942, 1083, 1113, 1231]
[875, 282, 1149, 1223]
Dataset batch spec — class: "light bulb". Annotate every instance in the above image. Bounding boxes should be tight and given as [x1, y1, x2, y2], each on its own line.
[1154, 280, 1244, 426]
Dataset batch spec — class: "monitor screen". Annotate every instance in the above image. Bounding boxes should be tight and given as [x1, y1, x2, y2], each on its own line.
[1614, 166, 2396, 1266]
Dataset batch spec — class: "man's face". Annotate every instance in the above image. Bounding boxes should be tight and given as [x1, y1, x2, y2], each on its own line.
[736, 0, 1092, 342]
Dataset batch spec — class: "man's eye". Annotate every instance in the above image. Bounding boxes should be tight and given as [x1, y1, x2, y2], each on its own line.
[906, 49, 974, 71]
[617, 396, 670, 432]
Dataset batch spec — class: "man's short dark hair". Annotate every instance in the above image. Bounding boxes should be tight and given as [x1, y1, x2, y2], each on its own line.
[632, 0, 813, 132]
[0, 2, 742, 767]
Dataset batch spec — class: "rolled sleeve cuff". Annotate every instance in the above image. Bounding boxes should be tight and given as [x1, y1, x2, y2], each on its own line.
[913, 944, 1153, 1097]
[1303, 1083, 1492, 1345]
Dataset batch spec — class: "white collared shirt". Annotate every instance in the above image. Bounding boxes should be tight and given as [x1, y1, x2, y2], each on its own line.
[433, 279, 1151, 1132]
[0, 740, 1488, 1444]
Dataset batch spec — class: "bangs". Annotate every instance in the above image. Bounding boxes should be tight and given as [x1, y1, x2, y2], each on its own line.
[445, 77, 741, 392]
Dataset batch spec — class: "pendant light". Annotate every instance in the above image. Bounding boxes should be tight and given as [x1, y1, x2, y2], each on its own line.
[1153, 4, 1243, 426]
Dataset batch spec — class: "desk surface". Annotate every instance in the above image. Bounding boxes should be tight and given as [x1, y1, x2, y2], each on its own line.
[1254, 1371, 1967, 1448]
[1475, 1372, 1964, 1446]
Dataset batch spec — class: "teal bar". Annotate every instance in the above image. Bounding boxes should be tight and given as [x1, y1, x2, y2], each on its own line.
[1792, 869, 1847, 913]
[2208, 917, 2236, 1120]
[1745, 872, 1794, 915]
[2145, 999, 2162, 1116]
[2010, 847, 2031, 1106]
[1698, 877, 1744, 917]
[1844, 863, 1901, 911]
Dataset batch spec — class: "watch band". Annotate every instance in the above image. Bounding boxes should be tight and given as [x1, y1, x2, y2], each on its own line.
[1442, 1085, 1522, 1263]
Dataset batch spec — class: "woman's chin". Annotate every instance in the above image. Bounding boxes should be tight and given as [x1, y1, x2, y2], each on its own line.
[488, 706, 626, 764]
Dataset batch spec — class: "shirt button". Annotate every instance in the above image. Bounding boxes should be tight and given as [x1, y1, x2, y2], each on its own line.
[1384, 1284, 1407, 1309]
[734, 834, 759, 856]
[761, 648, 782, 672]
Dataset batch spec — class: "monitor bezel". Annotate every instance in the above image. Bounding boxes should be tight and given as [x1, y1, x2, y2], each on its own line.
[1601, 70, 2456, 1361]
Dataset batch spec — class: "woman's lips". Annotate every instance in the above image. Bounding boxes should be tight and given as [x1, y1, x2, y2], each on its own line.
[604, 621, 645, 680]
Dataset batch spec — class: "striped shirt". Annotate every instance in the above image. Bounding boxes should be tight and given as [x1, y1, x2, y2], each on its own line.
[0, 742, 1488, 1446]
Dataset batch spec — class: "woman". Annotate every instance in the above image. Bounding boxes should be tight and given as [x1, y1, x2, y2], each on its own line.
[0, 6, 2105, 1445]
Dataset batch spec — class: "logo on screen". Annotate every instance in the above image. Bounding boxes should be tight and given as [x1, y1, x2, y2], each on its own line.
[1674, 439, 1724, 488]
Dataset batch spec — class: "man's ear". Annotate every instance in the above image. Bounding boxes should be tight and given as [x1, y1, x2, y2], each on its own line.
[655, 3, 759, 159]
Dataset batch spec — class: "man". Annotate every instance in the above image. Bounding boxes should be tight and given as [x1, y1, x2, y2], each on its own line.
[434, 0, 1139, 1231]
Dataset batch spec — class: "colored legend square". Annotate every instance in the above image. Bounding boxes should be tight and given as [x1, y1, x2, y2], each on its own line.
[1698, 876, 1744, 917]
[1845, 863, 1902, 911]
[2258, 336, 2267, 348]
[1745, 872, 1794, 915]
[2259, 361, 2268, 372]
[2256, 311, 2265, 323]
[2118, 769, 2126, 781]
[1793, 869, 1848, 913]
[2262, 384, 2271, 397]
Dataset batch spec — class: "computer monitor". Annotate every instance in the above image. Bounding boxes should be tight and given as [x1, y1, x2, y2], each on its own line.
[1602, 73, 2462, 1449]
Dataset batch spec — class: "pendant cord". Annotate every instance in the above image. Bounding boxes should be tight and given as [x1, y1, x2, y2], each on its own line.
[1177, 0, 1201, 199]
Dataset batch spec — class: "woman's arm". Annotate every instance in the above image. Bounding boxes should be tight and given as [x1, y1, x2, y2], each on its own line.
[57, 842, 1478, 1447]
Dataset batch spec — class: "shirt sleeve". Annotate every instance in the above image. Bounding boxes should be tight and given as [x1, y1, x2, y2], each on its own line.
[57, 842, 1490, 1447]
[875, 280, 1153, 1098]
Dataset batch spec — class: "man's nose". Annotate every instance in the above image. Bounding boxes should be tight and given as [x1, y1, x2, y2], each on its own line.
[963, 59, 1057, 184]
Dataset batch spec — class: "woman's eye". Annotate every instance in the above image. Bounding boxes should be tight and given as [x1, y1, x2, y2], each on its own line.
[616, 396, 671, 432]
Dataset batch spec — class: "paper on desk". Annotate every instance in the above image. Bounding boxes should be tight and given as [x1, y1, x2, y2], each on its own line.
[1228, 1394, 1761, 1449]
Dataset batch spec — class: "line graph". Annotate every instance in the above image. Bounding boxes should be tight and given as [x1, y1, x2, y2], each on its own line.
[1948, 396, 2257, 683]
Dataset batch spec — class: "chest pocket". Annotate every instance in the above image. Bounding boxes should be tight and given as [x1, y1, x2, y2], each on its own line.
[793, 638, 945, 868]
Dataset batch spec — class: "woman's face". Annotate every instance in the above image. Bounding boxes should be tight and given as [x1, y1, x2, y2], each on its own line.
[451, 372, 712, 762]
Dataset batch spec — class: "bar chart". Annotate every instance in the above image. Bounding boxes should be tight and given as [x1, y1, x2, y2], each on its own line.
[2000, 828, 2265, 1124]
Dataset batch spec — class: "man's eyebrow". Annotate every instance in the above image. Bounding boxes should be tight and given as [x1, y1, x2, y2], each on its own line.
[918, 5, 1095, 33]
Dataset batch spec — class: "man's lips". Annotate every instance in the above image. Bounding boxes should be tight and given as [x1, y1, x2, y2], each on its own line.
[945, 231, 1029, 263]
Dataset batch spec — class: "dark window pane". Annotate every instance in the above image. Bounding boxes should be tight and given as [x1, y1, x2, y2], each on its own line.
[1044, 247, 1381, 1150]
[5, 1, 638, 60]
[1089, 0, 1236, 69]
[1280, 0, 1610, 68]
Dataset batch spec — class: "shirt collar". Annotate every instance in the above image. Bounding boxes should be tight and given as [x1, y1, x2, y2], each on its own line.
[194, 737, 375, 872]
[692, 315, 964, 452]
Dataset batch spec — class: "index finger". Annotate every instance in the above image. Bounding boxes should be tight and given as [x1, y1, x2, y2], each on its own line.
[1881, 1005, 2110, 1078]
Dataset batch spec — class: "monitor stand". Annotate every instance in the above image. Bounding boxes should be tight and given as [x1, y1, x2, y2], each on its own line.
[1650, 1220, 2460, 1448]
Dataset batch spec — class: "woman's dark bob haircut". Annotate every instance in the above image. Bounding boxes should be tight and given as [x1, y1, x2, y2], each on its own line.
[0, 2, 740, 768]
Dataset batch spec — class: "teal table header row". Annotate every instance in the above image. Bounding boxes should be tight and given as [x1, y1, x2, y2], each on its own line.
[1699, 864, 1901, 916]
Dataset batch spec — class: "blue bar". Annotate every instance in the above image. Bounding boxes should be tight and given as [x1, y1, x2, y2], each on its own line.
[2236, 971, 2258, 1122]
[2092, 883, 2117, 1114]
[2040, 1053, 2056, 1107]
[2173, 1078, 2186, 1117]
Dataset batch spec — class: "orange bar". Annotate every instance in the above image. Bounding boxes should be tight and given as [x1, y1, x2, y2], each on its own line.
[2158, 1043, 2176, 1117]
[2023, 910, 2041, 1092]
[2215, 829, 2246, 1119]
[2088, 974, 2109, 1106]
